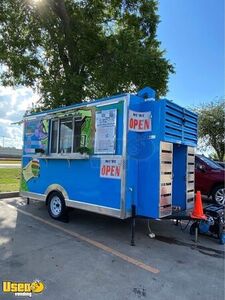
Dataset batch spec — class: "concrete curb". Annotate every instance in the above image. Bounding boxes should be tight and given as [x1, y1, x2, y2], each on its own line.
[0, 192, 20, 199]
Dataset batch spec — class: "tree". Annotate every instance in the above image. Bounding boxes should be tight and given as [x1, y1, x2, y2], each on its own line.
[0, 0, 174, 109]
[195, 100, 225, 161]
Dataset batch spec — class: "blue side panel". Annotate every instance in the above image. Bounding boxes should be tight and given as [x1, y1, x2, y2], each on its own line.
[21, 101, 124, 210]
[137, 144, 160, 218]
[24, 158, 121, 209]
[125, 157, 138, 213]
[172, 144, 187, 210]
[126, 97, 143, 212]
[126, 96, 160, 218]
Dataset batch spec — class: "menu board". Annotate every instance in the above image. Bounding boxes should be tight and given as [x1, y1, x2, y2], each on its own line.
[94, 109, 117, 154]
[23, 118, 49, 155]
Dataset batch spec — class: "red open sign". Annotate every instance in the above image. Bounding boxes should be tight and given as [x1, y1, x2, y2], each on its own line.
[100, 158, 122, 179]
[128, 110, 151, 132]
[129, 118, 150, 131]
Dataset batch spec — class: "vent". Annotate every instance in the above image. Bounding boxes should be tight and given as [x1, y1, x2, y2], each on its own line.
[164, 101, 197, 146]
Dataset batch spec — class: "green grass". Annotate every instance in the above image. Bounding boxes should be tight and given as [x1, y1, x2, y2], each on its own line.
[0, 168, 21, 192]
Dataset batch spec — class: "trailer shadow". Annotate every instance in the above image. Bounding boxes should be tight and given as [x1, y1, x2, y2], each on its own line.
[56, 201, 225, 260]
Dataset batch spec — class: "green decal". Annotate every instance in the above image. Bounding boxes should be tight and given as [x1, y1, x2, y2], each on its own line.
[20, 176, 29, 192]
[81, 117, 92, 148]
[22, 159, 40, 182]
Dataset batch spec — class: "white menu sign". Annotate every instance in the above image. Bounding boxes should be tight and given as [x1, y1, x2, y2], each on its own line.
[129, 110, 151, 132]
[94, 109, 117, 154]
[100, 157, 122, 179]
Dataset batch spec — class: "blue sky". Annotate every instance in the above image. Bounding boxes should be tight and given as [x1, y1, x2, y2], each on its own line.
[0, 0, 224, 148]
[158, 0, 224, 107]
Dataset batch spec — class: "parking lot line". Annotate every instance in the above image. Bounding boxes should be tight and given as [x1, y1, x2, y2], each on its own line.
[3, 202, 160, 274]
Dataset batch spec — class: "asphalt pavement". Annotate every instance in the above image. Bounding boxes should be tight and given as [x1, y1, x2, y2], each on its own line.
[0, 197, 224, 300]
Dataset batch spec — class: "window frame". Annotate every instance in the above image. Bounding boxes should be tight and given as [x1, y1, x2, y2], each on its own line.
[49, 119, 60, 154]
[73, 117, 84, 153]
[59, 117, 73, 154]
[49, 115, 86, 155]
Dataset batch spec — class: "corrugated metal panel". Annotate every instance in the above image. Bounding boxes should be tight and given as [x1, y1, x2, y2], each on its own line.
[164, 101, 198, 146]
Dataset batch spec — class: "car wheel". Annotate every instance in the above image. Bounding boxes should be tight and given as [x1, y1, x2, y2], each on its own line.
[47, 191, 67, 220]
[212, 185, 225, 206]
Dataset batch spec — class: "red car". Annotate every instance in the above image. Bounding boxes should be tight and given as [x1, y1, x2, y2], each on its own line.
[195, 155, 225, 205]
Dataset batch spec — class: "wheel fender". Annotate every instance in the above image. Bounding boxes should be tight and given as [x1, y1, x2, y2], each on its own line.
[45, 184, 69, 204]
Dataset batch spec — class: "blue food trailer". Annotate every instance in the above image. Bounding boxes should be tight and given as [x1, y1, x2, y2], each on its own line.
[20, 87, 198, 239]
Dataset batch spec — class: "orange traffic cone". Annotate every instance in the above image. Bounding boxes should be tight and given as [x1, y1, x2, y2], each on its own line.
[190, 191, 207, 220]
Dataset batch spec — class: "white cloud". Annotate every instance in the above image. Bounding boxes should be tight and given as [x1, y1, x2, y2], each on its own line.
[0, 86, 39, 149]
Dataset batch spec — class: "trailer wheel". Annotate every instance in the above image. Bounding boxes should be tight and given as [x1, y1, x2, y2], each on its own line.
[47, 191, 67, 220]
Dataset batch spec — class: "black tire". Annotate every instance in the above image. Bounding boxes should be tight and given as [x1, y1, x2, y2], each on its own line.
[47, 191, 67, 220]
[211, 185, 225, 206]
